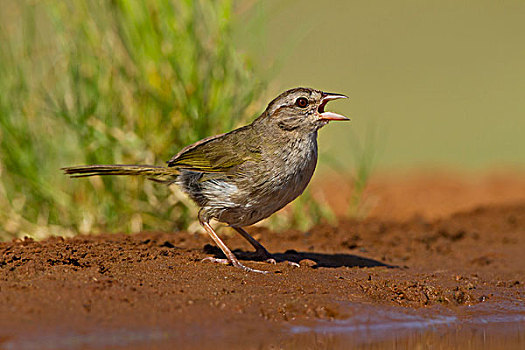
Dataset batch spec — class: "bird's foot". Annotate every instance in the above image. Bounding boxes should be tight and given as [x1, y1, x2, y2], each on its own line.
[262, 257, 299, 267]
[201, 257, 269, 274]
[253, 250, 300, 267]
[286, 260, 301, 267]
[265, 257, 277, 264]
[201, 257, 229, 265]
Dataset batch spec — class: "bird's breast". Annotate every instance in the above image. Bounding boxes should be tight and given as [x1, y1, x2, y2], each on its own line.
[224, 133, 319, 225]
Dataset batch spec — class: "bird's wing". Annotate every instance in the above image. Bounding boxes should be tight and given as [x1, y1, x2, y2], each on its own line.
[167, 126, 261, 173]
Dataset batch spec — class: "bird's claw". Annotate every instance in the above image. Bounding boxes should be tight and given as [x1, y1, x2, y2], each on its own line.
[263, 256, 299, 267]
[262, 255, 299, 267]
[287, 261, 300, 268]
[201, 256, 269, 274]
[237, 264, 269, 274]
[201, 257, 229, 265]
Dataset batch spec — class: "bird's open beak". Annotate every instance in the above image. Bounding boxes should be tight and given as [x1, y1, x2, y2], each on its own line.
[318, 92, 349, 121]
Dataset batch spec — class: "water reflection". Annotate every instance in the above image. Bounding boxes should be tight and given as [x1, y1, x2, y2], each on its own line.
[288, 301, 525, 349]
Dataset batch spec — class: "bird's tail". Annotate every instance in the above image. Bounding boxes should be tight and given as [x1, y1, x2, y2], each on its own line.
[62, 164, 178, 183]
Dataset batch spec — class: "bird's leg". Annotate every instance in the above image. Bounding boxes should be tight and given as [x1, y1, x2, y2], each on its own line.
[200, 220, 268, 274]
[232, 226, 276, 264]
[233, 226, 300, 267]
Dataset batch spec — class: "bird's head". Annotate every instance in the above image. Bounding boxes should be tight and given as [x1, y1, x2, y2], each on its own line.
[259, 87, 349, 133]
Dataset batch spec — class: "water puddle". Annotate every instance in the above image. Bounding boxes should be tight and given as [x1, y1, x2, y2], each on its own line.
[3, 301, 524, 349]
[290, 301, 525, 348]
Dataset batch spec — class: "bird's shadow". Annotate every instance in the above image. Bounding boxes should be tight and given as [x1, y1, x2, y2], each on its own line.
[203, 245, 395, 269]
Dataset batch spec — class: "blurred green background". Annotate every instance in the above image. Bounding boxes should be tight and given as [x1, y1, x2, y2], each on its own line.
[1, 0, 523, 239]
[0, 0, 265, 238]
[240, 0, 525, 171]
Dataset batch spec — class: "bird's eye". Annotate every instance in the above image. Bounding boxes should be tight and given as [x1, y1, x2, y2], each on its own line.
[295, 97, 309, 108]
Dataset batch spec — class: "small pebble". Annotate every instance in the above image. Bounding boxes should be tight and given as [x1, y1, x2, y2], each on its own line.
[299, 259, 317, 268]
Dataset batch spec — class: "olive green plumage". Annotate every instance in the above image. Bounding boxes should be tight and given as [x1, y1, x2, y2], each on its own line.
[63, 87, 349, 273]
[63, 165, 178, 182]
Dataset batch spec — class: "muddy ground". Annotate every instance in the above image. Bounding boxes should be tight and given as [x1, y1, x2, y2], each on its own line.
[1, 171, 524, 349]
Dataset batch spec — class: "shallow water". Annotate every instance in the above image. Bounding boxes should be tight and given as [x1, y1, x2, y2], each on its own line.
[4, 301, 524, 349]
[289, 301, 525, 349]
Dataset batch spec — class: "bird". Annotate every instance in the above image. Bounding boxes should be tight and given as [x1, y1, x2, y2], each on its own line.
[63, 87, 349, 273]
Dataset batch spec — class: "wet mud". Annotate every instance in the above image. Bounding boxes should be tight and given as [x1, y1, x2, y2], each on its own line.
[1, 172, 524, 349]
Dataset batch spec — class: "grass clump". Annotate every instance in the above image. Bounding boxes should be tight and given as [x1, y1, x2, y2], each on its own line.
[346, 126, 378, 217]
[0, 0, 263, 239]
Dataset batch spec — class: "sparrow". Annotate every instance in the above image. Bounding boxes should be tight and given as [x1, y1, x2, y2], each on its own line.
[63, 87, 349, 273]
